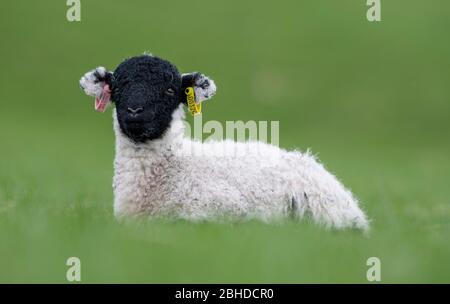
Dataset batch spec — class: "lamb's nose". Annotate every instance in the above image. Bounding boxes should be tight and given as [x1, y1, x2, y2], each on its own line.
[127, 107, 144, 116]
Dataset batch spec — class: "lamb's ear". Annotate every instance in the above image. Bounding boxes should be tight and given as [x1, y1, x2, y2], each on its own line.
[79, 67, 114, 112]
[181, 72, 217, 104]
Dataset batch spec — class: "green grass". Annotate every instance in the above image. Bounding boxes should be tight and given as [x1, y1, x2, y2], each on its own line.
[0, 0, 449, 283]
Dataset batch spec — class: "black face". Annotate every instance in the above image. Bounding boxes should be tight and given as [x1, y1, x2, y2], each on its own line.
[110, 55, 182, 143]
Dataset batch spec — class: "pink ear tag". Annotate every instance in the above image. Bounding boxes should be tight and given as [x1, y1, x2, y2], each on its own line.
[94, 84, 111, 112]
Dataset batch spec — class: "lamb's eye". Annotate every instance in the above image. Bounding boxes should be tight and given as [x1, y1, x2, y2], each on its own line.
[165, 88, 175, 96]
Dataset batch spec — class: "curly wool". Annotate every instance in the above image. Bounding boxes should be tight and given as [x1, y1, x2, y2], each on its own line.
[112, 106, 369, 231]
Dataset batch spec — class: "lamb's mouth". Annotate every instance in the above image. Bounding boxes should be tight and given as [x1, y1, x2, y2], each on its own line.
[123, 123, 154, 143]
[126, 132, 151, 143]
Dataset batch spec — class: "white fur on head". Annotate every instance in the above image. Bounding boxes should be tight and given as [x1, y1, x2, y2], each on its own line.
[80, 67, 110, 98]
[182, 73, 217, 104]
[194, 74, 216, 103]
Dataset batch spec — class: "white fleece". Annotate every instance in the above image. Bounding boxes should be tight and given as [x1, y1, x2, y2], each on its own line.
[112, 106, 369, 231]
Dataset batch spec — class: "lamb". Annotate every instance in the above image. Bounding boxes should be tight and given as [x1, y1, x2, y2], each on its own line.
[79, 54, 369, 231]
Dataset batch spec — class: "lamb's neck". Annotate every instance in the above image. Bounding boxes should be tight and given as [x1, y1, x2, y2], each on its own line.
[113, 106, 187, 160]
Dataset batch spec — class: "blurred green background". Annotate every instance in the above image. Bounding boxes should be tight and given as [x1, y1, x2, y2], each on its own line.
[0, 0, 449, 283]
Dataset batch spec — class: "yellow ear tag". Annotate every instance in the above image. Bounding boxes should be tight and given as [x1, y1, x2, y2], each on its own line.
[185, 87, 201, 115]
